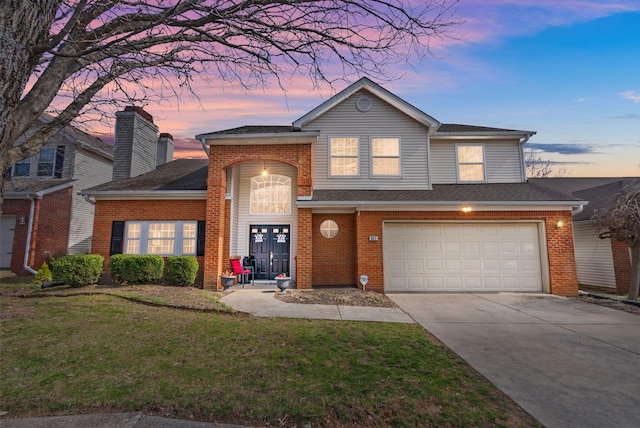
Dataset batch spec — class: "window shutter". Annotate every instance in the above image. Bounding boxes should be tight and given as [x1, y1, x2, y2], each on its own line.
[196, 221, 206, 256]
[110, 221, 125, 255]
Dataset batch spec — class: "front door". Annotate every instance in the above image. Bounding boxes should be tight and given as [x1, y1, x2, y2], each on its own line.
[249, 225, 290, 280]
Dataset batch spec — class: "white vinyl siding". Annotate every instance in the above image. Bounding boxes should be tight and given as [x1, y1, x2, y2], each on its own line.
[431, 139, 525, 184]
[572, 223, 617, 289]
[304, 90, 429, 190]
[68, 149, 113, 254]
[384, 222, 544, 292]
[232, 161, 298, 279]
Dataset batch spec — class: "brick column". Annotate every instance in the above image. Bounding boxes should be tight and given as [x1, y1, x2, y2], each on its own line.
[204, 161, 227, 290]
[611, 240, 631, 294]
[545, 212, 578, 296]
[296, 208, 312, 289]
[355, 212, 384, 293]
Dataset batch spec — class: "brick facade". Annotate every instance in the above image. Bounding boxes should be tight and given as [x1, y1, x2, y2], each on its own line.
[3, 187, 72, 275]
[353, 210, 578, 296]
[611, 240, 631, 294]
[312, 214, 357, 286]
[91, 199, 207, 282]
[204, 143, 313, 289]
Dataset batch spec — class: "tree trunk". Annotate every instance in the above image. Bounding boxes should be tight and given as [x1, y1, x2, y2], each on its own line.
[629, 245, 639, 301]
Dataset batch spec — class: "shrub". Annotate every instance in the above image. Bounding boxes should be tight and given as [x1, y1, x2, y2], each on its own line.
[165, 256, 199, 286]
[109, 254, 164, 284]
[35, 263, 53, 284]
[51, 254, 104, 287]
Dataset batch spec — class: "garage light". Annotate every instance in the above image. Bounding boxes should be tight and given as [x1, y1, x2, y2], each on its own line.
[556, 220, 564, 229]
[461, 206, 472, 213]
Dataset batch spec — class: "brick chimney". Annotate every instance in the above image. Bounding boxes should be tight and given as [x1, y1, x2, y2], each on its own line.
[157, 133, 174, 166]
[113, 106, 159, 180]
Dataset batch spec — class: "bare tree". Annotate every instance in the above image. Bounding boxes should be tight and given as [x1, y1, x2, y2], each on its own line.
[0, 0, 459, 207]
[525, 148, 567, 178]
[593, 181, 640, 300]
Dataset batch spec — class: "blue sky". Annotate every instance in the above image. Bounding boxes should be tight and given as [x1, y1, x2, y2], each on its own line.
[95, 1, 640, 177]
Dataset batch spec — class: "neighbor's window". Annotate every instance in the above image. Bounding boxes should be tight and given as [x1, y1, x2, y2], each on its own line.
[457, 144, 485, 182]
[250, 174, 291, 214]
[319, 219, 339, 239]
[330, 137, 359, 176]
[371, 137, 400, 176]
[124, 221, 197, 256]
[37, 148, 55, 176]
[13, 157, 32, 176]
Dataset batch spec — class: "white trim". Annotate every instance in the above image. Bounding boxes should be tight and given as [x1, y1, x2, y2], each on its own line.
[297, 201, 580, 211]
[84, 191, 207, 200]
[197, 131, 319, 144]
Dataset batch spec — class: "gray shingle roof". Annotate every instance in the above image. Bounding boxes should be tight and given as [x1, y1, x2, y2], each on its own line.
[308, 182, 582, 204]
[3, 178, 74, 196]
[83, 159, 208, 193]
[531, 177, 640, 221]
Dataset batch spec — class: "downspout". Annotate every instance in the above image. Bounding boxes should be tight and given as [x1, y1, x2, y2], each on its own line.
[23, 196, 38, 275]
[83, 194, 96, 205]
[520, 134, 532, 182]
[572, 204, 584, 216]
[200, 138, 210, 156]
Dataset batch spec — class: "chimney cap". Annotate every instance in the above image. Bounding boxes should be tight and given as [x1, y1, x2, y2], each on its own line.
[159, 132, 174, 140]
[123, 106, 154, 123]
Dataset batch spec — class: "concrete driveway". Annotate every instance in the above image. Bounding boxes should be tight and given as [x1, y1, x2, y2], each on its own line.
[387, 293, 640, 428]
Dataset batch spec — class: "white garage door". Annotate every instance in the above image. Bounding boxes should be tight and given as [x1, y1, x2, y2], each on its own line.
[384, 222, 543, 292]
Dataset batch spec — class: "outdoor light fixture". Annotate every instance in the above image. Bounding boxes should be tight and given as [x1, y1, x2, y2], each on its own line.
[556, 220, 564, 229]
[19, 215, 27, 225]
[461, 206, 472, 213]
[261, 162, 268, 176]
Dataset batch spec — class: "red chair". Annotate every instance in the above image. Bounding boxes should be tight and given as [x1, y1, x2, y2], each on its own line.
[230, 259, 254, 286]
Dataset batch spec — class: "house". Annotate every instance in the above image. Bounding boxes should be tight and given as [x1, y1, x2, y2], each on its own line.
[1, 107, 173, 275]
[84, 78, 584, 295]
[531, 177, 639, 294]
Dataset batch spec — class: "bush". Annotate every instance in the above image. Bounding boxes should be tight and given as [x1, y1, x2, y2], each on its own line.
[51, 254, 104, 287]
[165, 256, 199, 286]
[109, 254, 164, 284]
[35, 263, 53, 284]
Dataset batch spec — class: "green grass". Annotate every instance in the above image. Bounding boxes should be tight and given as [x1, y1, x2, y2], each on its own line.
[0, 291, 539, 427]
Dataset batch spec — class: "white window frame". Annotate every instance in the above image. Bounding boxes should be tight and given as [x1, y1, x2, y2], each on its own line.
[329, 137, 360, 177]
[455, 143, 486, 183]
[370, 137, 401, 177]
[249, 174, 291, 215]
[124, 221, 197, 256]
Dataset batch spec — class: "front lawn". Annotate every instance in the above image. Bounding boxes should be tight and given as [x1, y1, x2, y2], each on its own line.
[0, 282, 539, 427]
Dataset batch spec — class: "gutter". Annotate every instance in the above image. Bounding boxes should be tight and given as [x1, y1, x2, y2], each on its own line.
[199, 137, 209, 156]
[572, 203, 585, 216]
[23, 196, 38, 275]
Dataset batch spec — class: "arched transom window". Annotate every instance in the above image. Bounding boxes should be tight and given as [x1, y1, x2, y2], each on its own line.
[250, 174, 291, 214]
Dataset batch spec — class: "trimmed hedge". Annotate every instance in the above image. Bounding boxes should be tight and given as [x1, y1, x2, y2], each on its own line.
[109, 254, 164, 284]
[165, 256, 199, 286]
[51, 254, 104, 287]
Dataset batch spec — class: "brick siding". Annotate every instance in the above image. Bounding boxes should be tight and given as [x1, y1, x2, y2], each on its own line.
[611, 240, 632, 294]
[312, 214, 357, 286]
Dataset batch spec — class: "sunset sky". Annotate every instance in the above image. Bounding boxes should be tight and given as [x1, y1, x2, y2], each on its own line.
[93, 1, 640, 177]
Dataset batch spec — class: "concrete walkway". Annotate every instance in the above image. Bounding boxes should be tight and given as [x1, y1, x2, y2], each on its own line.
[387, 293, 640, 428]
[220, 289, 414, 323]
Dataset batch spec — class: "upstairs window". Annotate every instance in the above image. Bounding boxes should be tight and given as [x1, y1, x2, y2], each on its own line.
[456, 144, 485, 182]
[11, 145, 65, 178]
[250, 174, 291, 214]
[330, 137, 359, 176]
[371, 137, 400, 176]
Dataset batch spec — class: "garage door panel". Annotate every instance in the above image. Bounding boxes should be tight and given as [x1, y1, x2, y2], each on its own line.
[384, 222, 543, 292]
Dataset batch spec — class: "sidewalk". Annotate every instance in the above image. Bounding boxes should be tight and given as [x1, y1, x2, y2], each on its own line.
[220, 288, 415, 323]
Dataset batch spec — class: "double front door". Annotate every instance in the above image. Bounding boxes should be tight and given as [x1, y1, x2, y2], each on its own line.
[249, 225, 290, 280]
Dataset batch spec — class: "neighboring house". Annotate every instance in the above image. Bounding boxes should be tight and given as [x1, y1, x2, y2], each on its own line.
[84, 78, 584, 295]
[531, 177, 639, 294]
[1, 108, 174, 275]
